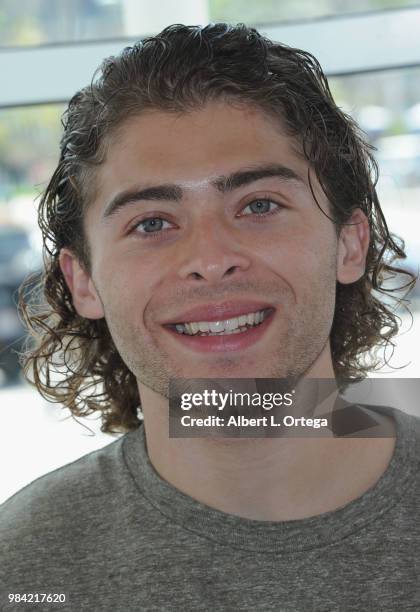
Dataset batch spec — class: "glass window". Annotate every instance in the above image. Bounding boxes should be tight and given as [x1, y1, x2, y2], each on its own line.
[0, 70, 418, 392]
[330, 68, 420, 297]
[0, 0, 208, 46]
[1, 54, 419, 504]
[1, 0, 420, 47]
[210, 0, 420, 26]
[0, 105, 62, 385]
[0, 104, 63, 207]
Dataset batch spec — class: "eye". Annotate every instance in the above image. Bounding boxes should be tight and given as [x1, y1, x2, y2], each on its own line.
[127, 197, 285, 240]
[240, 198, 284, 218]
[128, 216, 173, 239]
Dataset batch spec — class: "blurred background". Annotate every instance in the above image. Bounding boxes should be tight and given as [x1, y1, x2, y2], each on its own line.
[0, 0, 419, 503]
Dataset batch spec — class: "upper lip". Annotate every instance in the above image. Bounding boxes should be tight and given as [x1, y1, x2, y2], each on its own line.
[162, 301, 275, 325]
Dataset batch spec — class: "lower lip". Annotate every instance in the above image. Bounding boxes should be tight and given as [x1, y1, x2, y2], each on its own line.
[162, 309, 275, 353]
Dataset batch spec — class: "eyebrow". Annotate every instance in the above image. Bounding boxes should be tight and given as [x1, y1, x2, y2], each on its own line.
[102, 163, 305, 220]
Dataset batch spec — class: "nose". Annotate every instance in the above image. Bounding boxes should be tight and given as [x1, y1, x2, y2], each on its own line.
[176, 215, 251, 283]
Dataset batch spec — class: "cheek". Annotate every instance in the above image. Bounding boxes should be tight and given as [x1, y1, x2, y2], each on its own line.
[261, 228, 338, 305]
[96, 259, 147, 317]
[258, 229, 332, 273]
[101, 255, 169, 335]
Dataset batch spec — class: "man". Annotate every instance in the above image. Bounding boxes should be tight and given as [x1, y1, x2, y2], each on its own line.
[1, 22, 418, 611]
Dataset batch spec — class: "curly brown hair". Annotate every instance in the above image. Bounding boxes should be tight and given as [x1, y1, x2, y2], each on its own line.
[18, 23, 416, 435]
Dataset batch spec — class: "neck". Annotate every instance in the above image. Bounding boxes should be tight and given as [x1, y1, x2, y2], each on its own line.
[138, 389, 396, 522]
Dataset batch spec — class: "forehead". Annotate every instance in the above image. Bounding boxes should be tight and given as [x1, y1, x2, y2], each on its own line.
[92, 101, 308, 202]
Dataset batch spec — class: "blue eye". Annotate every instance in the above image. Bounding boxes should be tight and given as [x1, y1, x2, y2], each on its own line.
[129, 198, 284, 240]
[130, 217, 173, 238]
[242, 198, 282, 216]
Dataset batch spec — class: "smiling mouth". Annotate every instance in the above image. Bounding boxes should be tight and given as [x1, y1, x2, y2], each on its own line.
[164, 307, 275, 337]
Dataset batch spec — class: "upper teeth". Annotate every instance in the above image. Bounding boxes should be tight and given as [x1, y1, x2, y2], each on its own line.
[175, 309, 267, 335]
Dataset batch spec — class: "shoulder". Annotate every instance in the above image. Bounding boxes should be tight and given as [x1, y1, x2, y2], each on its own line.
[359, 405, 420, 484]
[0, 433, 127, 542]
[354, 403, 420, 439]
[0, 431, 143, 590]
[365, 404, 420, 435]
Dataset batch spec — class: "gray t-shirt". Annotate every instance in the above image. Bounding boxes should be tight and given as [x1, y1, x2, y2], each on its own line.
[1, 405, 420, 611]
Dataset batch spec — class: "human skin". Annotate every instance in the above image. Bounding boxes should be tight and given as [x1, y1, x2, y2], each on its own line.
[60, 101, 395, 520]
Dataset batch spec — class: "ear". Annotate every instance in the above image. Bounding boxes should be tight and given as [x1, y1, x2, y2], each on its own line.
[337, 208, 370, 284]
[59, 248, 104, 319]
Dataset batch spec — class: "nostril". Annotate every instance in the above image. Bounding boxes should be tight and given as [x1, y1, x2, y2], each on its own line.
[226, 266, 237, 276]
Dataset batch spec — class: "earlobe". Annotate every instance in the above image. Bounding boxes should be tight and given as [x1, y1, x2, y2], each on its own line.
[59, 248, 104, 319]
[337, 209, 370, 285]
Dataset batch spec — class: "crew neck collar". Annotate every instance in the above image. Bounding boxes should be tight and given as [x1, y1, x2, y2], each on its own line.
[122, 405, 419, 553]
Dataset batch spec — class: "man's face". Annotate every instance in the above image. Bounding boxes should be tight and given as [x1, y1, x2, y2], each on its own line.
[62, 101, 362, 398]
